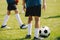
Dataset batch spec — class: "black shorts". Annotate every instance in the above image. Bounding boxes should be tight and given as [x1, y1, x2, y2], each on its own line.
[25, 5, 41, 17]
[7, 4, 17, 11]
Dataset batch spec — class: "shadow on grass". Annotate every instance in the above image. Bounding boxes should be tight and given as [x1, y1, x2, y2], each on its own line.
[44, 15, 60, 19]
[0, 28, 19, 31]
[12, 38, 33, 40]
[13, 38, 26, 40]
[55, 37, 60, 40]
[0, 28, 27, 31]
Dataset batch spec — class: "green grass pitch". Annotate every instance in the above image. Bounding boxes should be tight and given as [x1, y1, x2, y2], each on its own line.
[0, 0, 60, 40]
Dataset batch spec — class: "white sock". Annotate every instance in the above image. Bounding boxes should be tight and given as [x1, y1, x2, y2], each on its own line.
[15, 13, 23, 26]
[34, 28, 39, 38]
[2, 15, 9, 26]
[28, 23, 32, 35]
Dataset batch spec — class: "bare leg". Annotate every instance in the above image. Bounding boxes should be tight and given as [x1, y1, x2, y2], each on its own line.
[34, 16, 40, 38]
[15, 9, 23, 26]
[27, 16, 33, 35]
[2, 10, 10, 26]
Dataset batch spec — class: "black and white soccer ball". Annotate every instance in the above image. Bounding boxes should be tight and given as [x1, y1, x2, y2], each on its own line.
[39, 26, 50, 38]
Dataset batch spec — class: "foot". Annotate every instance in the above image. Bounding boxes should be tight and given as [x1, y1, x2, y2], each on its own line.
[1, 25, 6, 28]
[20, 24, 27, 29]
[1, 25, 10, 29]
[33, 37, 40, 40]
[25, 35, 31, 39]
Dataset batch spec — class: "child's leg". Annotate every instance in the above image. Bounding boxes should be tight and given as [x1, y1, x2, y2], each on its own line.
[27, 16, 32, 35]
[34, 16, 40, 38]
[2, 11, 10, 27]
[15, 9, 23, 26]
[25, 16, 32, 38]
[15, 9, 27, 29]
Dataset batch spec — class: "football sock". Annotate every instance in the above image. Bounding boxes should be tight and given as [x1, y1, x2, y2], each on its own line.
[2, 15, 9, 26]
[34, 28, 39, 38]
[15, 13, 23, 26]
[28, 23, 32, 35]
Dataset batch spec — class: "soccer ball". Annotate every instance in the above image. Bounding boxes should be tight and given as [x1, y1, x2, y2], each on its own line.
[39, 26, 50, 38]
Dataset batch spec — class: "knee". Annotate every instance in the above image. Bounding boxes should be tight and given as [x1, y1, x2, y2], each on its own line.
[15, 9, 19, 14]
[35, 17, 40, 22]
[28, 16, 33, 21]
[7, 11, 10, 15]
